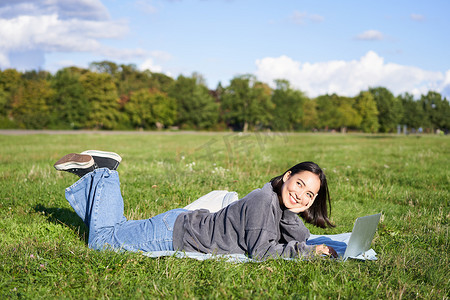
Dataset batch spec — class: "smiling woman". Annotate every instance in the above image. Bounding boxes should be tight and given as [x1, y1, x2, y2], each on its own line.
[280, 171, 320, 213]
[54, 151, 337, 260]
[270, 161, 334, 229]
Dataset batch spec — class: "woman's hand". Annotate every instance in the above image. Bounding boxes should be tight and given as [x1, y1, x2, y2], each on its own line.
[315, 244, 338, 258]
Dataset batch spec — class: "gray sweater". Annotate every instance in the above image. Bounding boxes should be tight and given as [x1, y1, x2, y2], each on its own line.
[173, 182, 315, 260]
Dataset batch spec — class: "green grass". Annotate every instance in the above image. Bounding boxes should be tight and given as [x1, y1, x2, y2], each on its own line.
[0, 132, 448, 299]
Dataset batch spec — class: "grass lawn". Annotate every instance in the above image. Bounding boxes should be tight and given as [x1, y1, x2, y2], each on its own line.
[0, 131, 448, 299]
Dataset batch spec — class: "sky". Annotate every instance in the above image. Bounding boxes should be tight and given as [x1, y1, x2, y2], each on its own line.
[0, 0, 449, 98]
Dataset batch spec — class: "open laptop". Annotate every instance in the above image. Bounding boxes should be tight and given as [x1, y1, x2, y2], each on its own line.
[341, 213, 381, 260]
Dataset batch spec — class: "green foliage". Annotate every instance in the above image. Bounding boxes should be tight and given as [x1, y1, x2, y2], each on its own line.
[21, 70, 52, 81]
[316, 94, 362, 131]
[369, 87, 403, 133]
[151, 92, 177, 128]
[398, 92, 425, 130]
[116, 64, 156, 98]
[12, 79, 54, 129]
[80, 72, 121, 130]
[355, 91, 380, 133]
[221, 74, 274, 131]
[271, 79, 307, 131]
[90, 61, 174, 99]
[146, 71, 174, 94]
[301, 98, 318, 129]
[315, 94, 337, 129]
[420, 91, 450, 131]
[0, 86, 7, 116]
[0, 133, 448, 298]
[124, 88, 177, 129]
[0, 69, 22, 122]
[89, 60, 119, 76]
[168, 74, 218, 129]
[49, 68, 88, 129]
[335, 96, 362, 131]
[0, 65, 449, 132]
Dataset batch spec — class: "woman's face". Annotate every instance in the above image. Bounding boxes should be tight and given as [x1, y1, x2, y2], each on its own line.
[280, 170, 321, 214]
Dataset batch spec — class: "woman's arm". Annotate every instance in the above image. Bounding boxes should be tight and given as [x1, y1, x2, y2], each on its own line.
[245, 228, 316, 260]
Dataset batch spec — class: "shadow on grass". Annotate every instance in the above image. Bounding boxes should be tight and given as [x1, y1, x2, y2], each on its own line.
[34, 204, 88, 245]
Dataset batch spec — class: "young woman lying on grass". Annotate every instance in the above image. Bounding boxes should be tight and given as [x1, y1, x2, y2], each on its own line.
[54, 150, 337, 260]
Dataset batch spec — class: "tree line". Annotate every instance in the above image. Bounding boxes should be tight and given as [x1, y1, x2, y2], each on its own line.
[0, 61, 449, 133]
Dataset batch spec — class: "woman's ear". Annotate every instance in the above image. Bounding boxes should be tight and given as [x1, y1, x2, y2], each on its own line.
[282, 171, 291, 183]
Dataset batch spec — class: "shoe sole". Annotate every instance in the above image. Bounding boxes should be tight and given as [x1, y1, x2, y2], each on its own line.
[54, 153, 94, 170]
[80, 150, 122, 162]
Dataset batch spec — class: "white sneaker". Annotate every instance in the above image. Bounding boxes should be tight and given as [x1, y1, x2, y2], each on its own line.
[80, 150, 122, 170]
[54, 153, 96, 177]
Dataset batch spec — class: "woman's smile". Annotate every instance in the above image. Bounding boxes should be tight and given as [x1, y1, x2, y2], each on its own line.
[280, 171, 321, 214]
[289, 193, 299, 205]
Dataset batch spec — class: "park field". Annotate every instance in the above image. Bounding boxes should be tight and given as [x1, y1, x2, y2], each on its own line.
[0, 132, 448, 299]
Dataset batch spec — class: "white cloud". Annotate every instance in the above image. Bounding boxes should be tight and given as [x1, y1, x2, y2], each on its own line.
[444, 70, 450, 86]
[0, 0, 153, 69]
[355, 30, 384, 41]
[290, 11, 324, 25]
[0, 14, 127, 49]
[410, 14, 425, 22]
[0, 0, 109, 20]
[0, 0, 161, 70]
[139, 58, 163, 73]
[254, 51, 448, 98]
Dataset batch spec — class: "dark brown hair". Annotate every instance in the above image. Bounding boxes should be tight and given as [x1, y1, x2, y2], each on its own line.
[270, 161, 334, 228]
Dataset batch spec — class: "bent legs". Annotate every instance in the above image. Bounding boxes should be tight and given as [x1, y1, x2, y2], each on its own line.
[65, 168, 186, 252]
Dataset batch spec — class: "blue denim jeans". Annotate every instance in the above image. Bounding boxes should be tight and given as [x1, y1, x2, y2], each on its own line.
[64, 168, 187, 252]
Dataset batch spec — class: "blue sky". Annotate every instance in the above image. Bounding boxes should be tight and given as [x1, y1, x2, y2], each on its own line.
[0, 0, 449, 98]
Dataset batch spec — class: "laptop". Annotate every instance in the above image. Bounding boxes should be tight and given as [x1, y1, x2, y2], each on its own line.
[342, 213, 381, 260]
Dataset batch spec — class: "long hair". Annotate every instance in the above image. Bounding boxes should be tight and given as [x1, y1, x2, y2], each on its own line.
[270, 161, 334, 228]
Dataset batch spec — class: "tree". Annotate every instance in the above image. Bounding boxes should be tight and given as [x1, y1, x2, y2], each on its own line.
[0, 85, 16, 128]
[146, 71, 174, 94]
[0, 86, 7, 116]
[335, 96, 361, 132]
[124, 89, 153, 128]
[50, 67, 88, 129]
[80, 72, 121, 129]
[12, 79, 53, 128]
[0, 69, 22, 125]
[124, 88, 177, 129]
[355, 91, 379, 133]
[168, 74, 218, 129]
[368, 87, 403, 133]
[221, 74, 273, 131]
[271, 79, 307, 131]
[420, 91, 450, 132]
[151, 91, 177, 128]
[301, 98, 318, 130]
[22, 70, 52, 81]
[315, 94, 339, 130]
[315, 94, 361, 132]
[398, 93, 425, 130]
[89, 61, 119, 76]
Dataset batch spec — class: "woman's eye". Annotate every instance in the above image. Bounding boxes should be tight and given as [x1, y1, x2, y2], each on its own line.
[307, 193, 313, 199]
